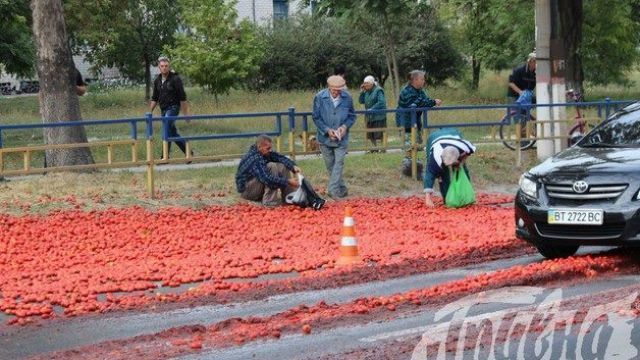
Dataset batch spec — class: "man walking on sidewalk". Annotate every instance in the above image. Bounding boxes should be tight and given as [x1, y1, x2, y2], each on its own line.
[149, 56, 192, 159]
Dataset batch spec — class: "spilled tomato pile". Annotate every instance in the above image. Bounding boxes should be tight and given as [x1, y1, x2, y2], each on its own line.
[39, 251, 639, 360]
[0, 194, 518, 325]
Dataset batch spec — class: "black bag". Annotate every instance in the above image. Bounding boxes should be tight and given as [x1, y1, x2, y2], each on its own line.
[285, 174, 326, 210]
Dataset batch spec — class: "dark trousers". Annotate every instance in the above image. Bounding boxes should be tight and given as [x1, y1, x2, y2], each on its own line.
[161, 105, 187, 155]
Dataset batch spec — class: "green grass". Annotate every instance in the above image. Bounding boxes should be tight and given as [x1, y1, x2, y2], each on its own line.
[0, 69, 636, 204]
[0, 145, 538, 215]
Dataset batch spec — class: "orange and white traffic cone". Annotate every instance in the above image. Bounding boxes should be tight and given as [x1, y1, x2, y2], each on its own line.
[336, 206, 361, 266]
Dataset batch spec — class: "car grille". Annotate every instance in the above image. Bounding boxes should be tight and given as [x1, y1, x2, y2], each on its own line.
[545, 183, 628, 200]
[535, 223, 626, 240]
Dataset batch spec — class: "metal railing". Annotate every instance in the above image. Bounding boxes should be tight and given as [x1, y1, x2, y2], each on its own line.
[0, 97, 634, 197]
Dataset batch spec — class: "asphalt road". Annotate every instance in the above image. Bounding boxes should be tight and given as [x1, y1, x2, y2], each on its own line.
[182, 275, 640, 360]
[0, 254, 542, 359]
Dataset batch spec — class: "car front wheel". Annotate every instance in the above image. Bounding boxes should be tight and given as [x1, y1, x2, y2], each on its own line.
[536, 243, 579, 259]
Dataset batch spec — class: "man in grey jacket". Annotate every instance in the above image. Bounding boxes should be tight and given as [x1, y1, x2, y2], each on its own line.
[312, 75, 356, 198]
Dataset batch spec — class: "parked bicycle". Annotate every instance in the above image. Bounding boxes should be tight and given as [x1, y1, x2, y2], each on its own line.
[565, 89, 597, 147]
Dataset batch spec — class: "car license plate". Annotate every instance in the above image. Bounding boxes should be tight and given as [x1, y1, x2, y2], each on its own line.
[547, 209, 603, 225]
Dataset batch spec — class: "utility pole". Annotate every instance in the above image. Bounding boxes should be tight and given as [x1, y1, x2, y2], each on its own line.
[535, 0, 567, 160]
[252, 0, 256, 24]
[550, 1, 567, 154]
[535, 0, 555, 160]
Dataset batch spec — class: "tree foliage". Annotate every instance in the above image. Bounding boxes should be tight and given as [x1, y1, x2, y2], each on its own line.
[167, 0, 263, 97]
[307, 0, 420, 97]
[64, 0, 180, 99]
[253, 15, 386, 91]
[582, 0, 640, 85]
[0, 0, 36, 77]
[305, 0, 462, 96]
[436, 0, 534, 89]
[395, 5, 463, 85]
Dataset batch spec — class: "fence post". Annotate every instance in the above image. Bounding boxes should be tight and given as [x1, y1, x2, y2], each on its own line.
[302, 115, 309, 152]
[410, 105, 418, 180]
[130, 121, 138, 140]
[605, 97, 611, 119]
[422, 108, 428, 148]
[288, 107, 296, 159]
[0, 128, 3, 149]
[145, 112, 155, 199]
[161, 116, 169, 161]
[275, 114, 282, 152]
[515, 122, 522, 167]
[130, 120, 139, 163]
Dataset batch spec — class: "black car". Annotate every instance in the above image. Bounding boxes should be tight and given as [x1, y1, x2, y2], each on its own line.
[515, 101, 640, 259]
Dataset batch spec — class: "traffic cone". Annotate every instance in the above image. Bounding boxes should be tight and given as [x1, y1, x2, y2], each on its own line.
[336, 206, 361, 266]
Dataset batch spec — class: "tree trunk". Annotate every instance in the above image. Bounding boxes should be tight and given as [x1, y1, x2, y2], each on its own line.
[381, 14, 400, 99]
[384, 49, 394, 97]
[471, 55, 481, 90]
[558, 0, 583, 95]
[144, 55, 151, 101]
[390, 44, 401, 100]
[31, 0, 93, 167]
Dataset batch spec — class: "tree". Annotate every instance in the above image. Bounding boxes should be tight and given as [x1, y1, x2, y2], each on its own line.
[436, 0, 534, 90]
[581, 0, 640, 87]
[253, 15, 386, 90]
[558, 0, 583, 93]
[31, 0, 94, 167]
[395, 5, 463, 85]
[65, 0, 180, 100]
[167, 0, 263, 98]
[308, 0, 420, 98]
[0, 1, 35, 77]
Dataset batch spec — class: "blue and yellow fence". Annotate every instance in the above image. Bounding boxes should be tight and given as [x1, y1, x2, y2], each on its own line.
[0, 98, 633, 198]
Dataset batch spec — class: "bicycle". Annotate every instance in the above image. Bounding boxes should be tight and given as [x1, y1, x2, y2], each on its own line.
[565, 89, 596, 147]
[499, 90, 536, 151]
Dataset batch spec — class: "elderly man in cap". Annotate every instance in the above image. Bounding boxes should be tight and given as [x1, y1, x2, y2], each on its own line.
[312, 75, 356, 198]
[423, 128, 476, 208]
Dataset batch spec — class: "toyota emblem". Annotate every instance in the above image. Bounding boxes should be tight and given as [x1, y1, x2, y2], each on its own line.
[572, 180, 589, 193]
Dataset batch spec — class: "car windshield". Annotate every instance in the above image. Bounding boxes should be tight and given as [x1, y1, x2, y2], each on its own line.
[579, 111, 640, 148]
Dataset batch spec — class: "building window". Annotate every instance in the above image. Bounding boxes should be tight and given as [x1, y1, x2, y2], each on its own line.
[273, 0, 289, 21]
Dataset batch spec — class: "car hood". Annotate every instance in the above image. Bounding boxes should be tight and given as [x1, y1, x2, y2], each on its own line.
[530, 146, 640, 176]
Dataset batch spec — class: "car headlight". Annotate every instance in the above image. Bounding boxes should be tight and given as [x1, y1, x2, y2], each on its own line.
[636, 189, 640, 200]
[519, 174, 538, 199]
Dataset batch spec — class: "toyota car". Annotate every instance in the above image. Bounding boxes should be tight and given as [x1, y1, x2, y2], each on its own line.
[515, 101, 640, 259]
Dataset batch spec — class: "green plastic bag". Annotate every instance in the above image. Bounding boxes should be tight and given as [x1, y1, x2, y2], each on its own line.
[445, 167, 476, 208]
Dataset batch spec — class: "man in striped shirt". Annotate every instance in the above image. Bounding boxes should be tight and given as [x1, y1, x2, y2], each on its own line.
[236, 135, 301, 207]
[423, 128, 476, 208]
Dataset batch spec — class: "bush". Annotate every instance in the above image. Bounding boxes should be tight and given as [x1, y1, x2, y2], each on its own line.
[252, 16, 386, 91]
[395, 6, 463, 85]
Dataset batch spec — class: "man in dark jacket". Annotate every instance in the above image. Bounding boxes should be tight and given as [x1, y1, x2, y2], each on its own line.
[149, 56, 191, 158]
[396, 70, 442, 147]
[507, 52, 536, 102]
[236, 135, 301, 207]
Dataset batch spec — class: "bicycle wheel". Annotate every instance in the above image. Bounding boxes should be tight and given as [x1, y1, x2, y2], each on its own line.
[499, 113, 537, 151]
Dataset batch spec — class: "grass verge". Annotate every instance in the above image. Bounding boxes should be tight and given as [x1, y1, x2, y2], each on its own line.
[0, 145, 538, 216]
